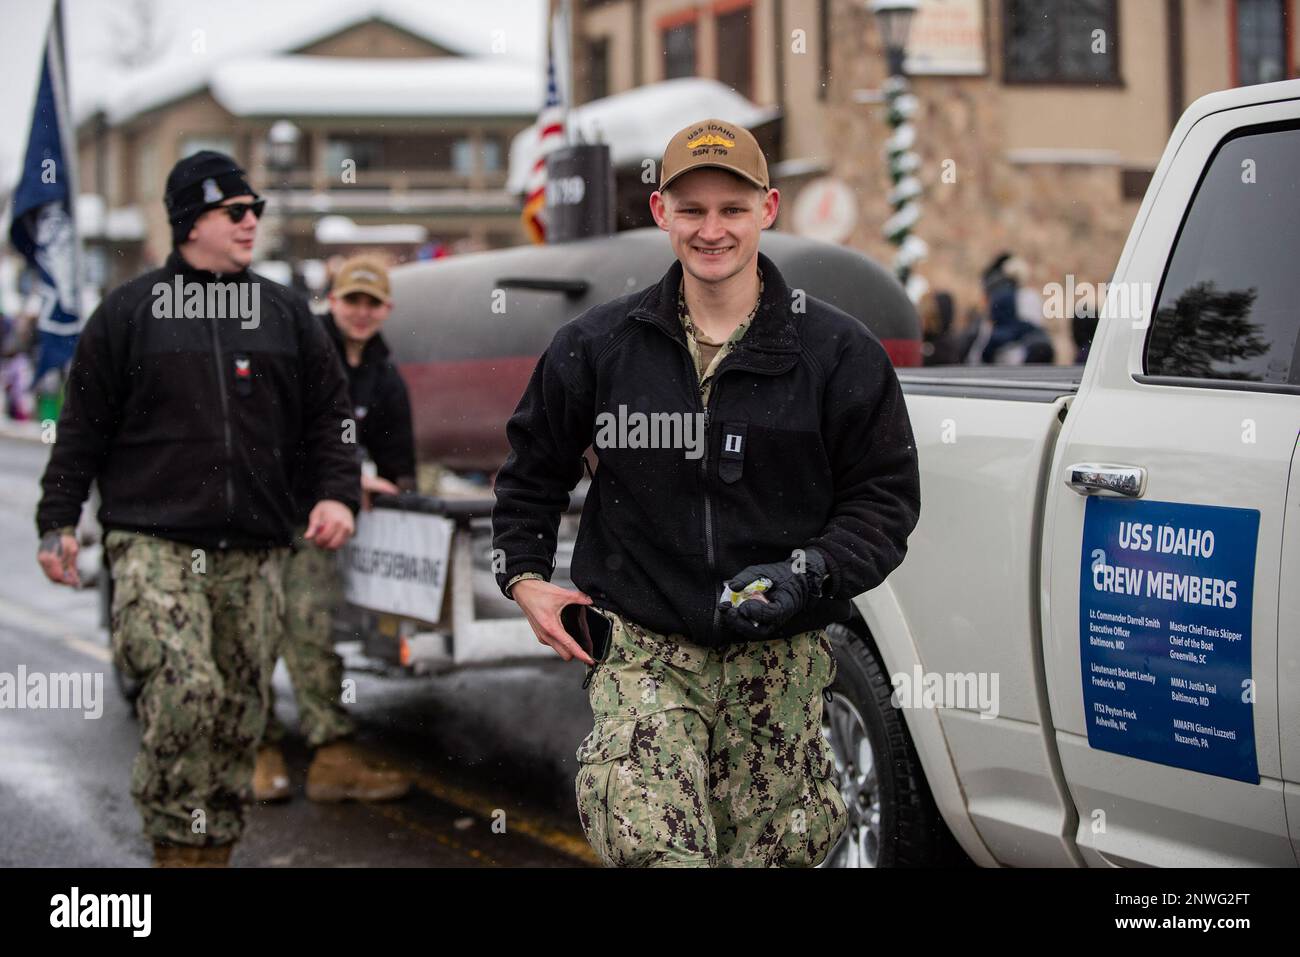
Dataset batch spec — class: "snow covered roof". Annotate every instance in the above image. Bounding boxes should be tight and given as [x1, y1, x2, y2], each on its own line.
[75, 193, 146, 239]
[91, 0, 542, 125]
[76, 194, 147, 240]
[208, 56, 540, 118]
[506, 78, 781, 195]
[294, 0, 525, 61]
[315, 215, 428, 244]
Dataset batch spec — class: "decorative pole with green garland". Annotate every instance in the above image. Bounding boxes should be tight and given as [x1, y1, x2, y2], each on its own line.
[871, 0, 926, 301]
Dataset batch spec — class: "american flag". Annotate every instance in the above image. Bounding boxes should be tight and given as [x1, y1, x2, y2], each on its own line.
[521, 12, 567, 244]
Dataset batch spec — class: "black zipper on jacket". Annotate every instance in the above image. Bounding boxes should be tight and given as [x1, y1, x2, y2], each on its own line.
[628, 310, 800, 644]
[702, 384, 722, 644]
[632, 315, 730, 645]
[208, 310, 235, 535]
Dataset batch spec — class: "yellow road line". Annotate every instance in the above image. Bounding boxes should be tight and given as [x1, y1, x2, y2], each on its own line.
[369, 802, 496, 866]
[0, 593, 599, 864]
[358, 738, 596, 865]
[0, 596, 108, 665]
[63, 636, 110, 663]
[406, 768, 598, 865]
[0, 595, 73, 638]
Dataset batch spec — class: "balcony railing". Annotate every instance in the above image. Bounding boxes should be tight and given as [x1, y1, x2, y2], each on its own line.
[279, 168, 508, 190]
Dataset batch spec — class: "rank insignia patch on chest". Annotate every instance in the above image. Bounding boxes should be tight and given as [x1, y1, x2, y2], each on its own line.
[232, 354, 253, 395]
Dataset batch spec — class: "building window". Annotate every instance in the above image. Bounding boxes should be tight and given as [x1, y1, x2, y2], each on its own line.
[1003, 0, 1119, 84]
[135, 139, 158, 205]
[1235, 0, 1288, 86]
[588, 36, 610, 100]
[1120, 168, 1153, 201]
[716, 5, 754, 100]
[326, 135, 464, 174]
[481, 135, 503, 173]
[450, 136, 503, 176]
[325, 138, 381, 173]
[663, 21, 697, 79]
[451, 140, 476, 176]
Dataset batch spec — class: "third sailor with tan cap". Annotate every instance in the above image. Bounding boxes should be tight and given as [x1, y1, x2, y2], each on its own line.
[493, 119, 921, 865]
[254, 255, 417, 804]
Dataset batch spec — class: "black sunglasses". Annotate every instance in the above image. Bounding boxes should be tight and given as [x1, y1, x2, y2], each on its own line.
[215, 198, 266, 223]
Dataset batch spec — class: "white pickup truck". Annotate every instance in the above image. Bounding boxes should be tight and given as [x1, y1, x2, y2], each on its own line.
[833, 78, 1300, 868]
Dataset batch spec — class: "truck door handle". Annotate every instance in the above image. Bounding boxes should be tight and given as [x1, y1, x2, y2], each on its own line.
[1065, 463, 1147, 498]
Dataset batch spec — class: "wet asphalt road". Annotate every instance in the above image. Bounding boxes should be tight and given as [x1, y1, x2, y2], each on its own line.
[0, 433, 596, 867]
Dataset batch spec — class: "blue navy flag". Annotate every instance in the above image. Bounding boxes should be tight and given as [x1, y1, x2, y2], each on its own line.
[8, 4, 81, 380]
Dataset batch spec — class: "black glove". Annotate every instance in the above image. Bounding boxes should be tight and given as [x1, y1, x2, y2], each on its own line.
[718, 549, 829, 638]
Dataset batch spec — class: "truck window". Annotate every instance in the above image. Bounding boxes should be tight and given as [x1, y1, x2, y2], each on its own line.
[1143, 123, 1300, 390]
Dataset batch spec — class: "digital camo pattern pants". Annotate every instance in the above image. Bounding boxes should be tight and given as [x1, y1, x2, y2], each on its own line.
[105, 530, 286, 847]
[262, 529, 354, 748]
[576, 612, 848, 867]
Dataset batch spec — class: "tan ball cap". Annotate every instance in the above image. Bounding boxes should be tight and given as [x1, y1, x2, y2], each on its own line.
[659, 118, 769, 192]
[331, 255, 392, 304]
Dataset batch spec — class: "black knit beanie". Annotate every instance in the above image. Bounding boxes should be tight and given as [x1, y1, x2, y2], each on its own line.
[163, 150, 257, 247]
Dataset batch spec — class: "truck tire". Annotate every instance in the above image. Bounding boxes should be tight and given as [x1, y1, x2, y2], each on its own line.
[819, 621, 971, 867]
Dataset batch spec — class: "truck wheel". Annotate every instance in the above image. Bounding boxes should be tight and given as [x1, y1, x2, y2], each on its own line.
[818, 621, 969, 867]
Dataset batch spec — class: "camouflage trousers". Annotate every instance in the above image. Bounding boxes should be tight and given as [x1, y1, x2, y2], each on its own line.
[263, 528, 354, 749]
[576, 611, 848, 867]
[105, 530, 286, 847]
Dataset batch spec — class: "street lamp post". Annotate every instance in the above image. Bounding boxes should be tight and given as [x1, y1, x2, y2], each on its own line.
[870, 0, 927, 301]
[266, 120, 301, 268]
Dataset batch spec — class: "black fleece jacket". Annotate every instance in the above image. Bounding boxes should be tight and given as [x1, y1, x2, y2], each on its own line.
[37, 250, 360, 550]
[491, 251, 921, 647]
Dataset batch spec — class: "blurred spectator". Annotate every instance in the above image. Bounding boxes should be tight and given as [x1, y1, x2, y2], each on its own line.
[1, 310, 36, 421]
[955, 305, 987, 365]
[1003, 255, 1046, 327]
[919, 290, 961, 366]
[979, 252, 1055, 364]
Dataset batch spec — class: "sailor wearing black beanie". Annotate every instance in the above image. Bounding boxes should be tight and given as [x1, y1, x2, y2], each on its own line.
[36, 146, 360, 867]
[163, 149, 260, 249]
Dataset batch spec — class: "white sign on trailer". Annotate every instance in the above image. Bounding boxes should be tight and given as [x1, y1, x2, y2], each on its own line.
[340, 509, 455, 624]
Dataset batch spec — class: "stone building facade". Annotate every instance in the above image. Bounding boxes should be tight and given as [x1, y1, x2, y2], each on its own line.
[564, 0, 1297, 350]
